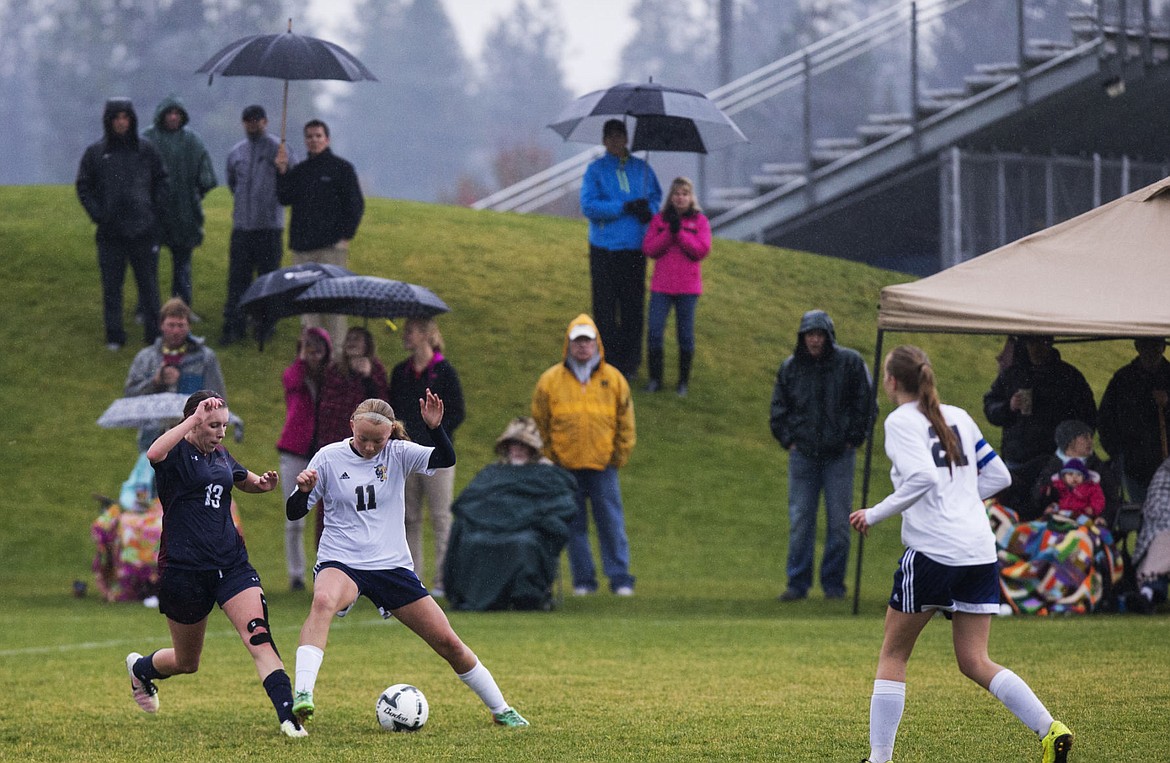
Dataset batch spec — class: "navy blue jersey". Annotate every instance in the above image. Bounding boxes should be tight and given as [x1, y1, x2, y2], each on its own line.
[153, 438, 248, 571]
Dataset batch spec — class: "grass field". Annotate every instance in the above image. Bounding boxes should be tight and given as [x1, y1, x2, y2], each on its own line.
[0, 186, 1164, 761]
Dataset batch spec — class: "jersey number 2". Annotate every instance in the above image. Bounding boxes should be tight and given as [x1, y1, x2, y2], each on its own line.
[354, 484, 377, 512]
[927, 425, 969, 467]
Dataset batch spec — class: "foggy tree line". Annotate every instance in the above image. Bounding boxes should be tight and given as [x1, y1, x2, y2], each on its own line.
[0, 0, 1133, 204]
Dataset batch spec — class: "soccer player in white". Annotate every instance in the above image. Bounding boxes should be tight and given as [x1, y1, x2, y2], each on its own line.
[850, 346, 1072, 763]
[286, 394, 529, 728]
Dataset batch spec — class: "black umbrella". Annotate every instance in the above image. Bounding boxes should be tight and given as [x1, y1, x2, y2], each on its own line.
[291, 276, 450, 320]
[238, 262, 356, 325]
[196, 19, 377, 142]
[548, 82, 747, 154]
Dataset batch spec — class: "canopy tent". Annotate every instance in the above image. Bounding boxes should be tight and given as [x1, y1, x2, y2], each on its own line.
[852, 174, 1170, 613]
[878, 175, 1170, 338]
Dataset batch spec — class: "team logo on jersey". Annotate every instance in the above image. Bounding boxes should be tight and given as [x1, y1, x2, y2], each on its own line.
[340, 471, 351, 480]
[374, 465, 387, 482]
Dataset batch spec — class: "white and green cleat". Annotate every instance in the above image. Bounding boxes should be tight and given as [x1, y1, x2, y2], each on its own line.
[493, 707, 529, 728]
[292, 690, 315, 724]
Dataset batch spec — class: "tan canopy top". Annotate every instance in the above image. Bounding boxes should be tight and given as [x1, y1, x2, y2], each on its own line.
[878, 175, 1170, 338]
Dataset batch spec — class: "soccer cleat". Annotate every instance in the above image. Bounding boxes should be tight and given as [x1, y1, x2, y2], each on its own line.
[125, 652, 159, 713]
[280, 719, 308, 738]
[492, 707, 529, 728]
[1041, 720, 1073, 763]
[292, 690, 315, 724]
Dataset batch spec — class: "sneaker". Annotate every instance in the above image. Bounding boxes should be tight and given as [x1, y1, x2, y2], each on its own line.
[292, 690, 314, 724]
[1041, 720, 1073, 763]
[572, 586, 595, 596]
[614, 586, 634, 596]
[777, 588, 807, 602]
[644, 379, 662, 392]
[860, 759, 892, 763]
[106, 342, 123, 352]
[188, 311, 202, 323]
[493, 707, 529, 728]
[280, 719, 308, 738]
[290, 578, 305, 592]
[676, 383, 688, 397]
[430, 586, 446, 598]
[125, 652, 159, 713]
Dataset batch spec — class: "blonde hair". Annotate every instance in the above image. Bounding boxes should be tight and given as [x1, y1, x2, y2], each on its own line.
[406, 317, 444, 353]
[351, 398, 409, 441]
[885, 345, 960, 473]
[668, 176, 702, 214]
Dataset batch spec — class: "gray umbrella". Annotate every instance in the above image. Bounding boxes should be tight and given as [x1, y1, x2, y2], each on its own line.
[291, 276, 450, 320]
[196, 20, 377, 142]
[98, 393, 244, 442]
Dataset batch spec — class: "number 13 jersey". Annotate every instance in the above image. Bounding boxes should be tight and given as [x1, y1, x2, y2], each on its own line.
[306, 439, 435, 571]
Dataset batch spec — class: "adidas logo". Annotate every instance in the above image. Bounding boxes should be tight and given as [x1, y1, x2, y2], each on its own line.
[340, 472, 350, 479]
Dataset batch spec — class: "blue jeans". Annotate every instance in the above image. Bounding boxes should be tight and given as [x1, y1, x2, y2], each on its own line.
[567, 467, 634, 592]
[785, 449, 856, 596]
[647, 292, 699, 353]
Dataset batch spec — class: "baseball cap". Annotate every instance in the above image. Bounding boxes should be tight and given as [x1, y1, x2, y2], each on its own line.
[569, 324, 597, 341]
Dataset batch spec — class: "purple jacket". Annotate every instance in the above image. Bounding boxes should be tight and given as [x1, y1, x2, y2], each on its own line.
[642, 211, 711, 295]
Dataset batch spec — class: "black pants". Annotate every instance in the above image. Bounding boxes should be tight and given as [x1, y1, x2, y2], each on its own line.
[164, 243, 194, 308]
[589, 245, 645, 378]
[98, 237, 160, 346]
[222, 228, 283, 339]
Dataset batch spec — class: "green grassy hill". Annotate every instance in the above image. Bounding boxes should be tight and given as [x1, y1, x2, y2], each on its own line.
[0, 186, 1159, 762]
[0, 185, 1134, 601]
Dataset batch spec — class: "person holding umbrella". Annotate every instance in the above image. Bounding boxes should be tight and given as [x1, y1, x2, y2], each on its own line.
[275, 119, 364, 349]
[580, 119, 661, 381]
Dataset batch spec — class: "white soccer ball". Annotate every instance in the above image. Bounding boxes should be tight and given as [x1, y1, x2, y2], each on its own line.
[376, 683, 429, 732]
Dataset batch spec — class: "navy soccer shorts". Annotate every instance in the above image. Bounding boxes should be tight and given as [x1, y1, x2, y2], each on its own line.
[888, 548, 1000, 615]
[158, 561, 262, 624]
[314, 561, 428, 619]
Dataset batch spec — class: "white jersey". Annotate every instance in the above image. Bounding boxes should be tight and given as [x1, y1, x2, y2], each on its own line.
[306, 438, 434, 570]
[866, 402, 1011, 565]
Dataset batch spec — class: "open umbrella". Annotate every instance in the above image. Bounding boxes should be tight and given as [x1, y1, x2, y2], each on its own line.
[291, 276, 450, 320]
[98, 393, 245, 442]
[238, 261, 356, 324]
[548, 82, 747, 154]
[196, 19, 377, 142]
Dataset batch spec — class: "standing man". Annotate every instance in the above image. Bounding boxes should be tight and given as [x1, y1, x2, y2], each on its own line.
[76, 97, 167, 351]
[532, 314, 637, 596]
[580, 119, 661, 380]
[770, 310, 875, 601]
[221, 105, 292, 346]
[142, 94, 217, 314]
[275, 119, 364, 348]
[1099, 337, 1170, 503]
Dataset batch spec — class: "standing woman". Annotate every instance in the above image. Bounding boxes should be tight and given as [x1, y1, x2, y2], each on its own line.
[641, 176, 711, 396]
[125, 391, 306, 738]
[286, 396, 527, 728]
[849, 346, 1072, 763]
[389, 317, 465, 597]
[276, 327, 331, 591]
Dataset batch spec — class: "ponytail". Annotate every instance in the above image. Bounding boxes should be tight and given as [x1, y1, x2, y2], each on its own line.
[885, 346, 960, 473]
[351, 398, 411, 441]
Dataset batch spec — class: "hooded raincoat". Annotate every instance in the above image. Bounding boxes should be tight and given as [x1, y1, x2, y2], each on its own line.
[142, 95, 217, 248]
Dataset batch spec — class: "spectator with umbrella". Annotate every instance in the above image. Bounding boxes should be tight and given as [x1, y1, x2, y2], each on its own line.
[579, 119, 661, 381]
[221, 105, 295, 347]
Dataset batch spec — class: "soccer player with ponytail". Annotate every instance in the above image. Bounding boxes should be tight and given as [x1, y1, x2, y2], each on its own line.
[850, 346, 1073, 763]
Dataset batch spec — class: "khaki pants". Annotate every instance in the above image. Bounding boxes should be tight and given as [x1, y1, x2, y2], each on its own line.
[293, 244, 349, 350]
[404, 466, 455, 590]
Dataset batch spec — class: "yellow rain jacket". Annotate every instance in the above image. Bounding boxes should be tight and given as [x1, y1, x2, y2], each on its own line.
[531, 314, 636, 471]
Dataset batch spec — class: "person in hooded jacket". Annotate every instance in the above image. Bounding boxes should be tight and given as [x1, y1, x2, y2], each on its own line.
[531, 314, 637, 596]
[142, 94, 217, 313]
[770, 310, 876, 601]
[76, 97, 168, 350]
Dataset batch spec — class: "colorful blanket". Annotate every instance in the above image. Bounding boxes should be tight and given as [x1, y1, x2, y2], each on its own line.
[988, 501, 1123, 615]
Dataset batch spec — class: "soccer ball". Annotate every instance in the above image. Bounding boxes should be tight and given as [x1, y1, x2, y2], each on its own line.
[376, 683, 429, 732]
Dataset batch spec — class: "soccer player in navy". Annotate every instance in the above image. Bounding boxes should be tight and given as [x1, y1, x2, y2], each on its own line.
[124, 391, 307, 738]
[286, 394, 529, 729]
[849, 346, 1072, 763]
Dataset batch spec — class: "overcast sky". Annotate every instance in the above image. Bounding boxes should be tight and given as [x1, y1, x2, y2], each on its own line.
[308, 0, 637, 95]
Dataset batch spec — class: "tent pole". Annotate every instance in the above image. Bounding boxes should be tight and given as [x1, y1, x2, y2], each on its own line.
[852, 328, 885, 615]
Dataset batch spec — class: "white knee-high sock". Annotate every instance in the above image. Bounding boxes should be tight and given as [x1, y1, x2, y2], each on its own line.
[457, 660, 507, 714]
[988, 668, 1053, 736]
[869, 679, 905, 763]
[295, 645, 324, 694]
